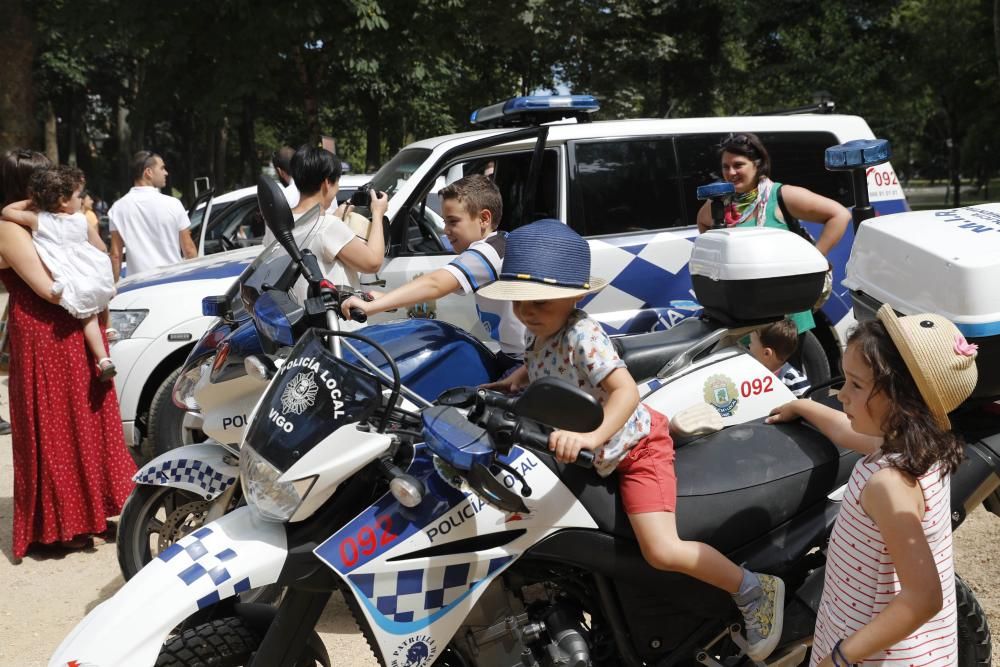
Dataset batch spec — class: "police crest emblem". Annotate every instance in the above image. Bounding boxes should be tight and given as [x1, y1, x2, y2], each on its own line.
[703, 373, 739, 417]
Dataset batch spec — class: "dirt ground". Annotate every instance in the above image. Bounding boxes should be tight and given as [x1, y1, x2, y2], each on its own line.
[0, 381, 997, 665]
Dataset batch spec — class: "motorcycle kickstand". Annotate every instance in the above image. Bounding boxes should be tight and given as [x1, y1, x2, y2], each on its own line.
[694, 623, 766, 667]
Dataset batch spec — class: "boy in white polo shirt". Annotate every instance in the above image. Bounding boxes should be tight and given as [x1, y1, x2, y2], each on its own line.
[341, 174, 525, 371]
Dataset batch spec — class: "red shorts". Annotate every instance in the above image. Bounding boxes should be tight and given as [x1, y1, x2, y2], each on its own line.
[617, 410, 677, 514]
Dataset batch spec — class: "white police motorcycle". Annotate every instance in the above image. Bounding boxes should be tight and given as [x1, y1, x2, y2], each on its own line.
[52, 143, 1000, 666]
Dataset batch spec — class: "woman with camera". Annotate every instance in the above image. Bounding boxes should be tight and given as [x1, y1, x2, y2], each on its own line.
[283, 145, 388, 290]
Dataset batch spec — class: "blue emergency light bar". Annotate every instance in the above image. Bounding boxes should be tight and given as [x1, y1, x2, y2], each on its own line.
[825, 139, 891, 171]
[470, 95, 600, 127]
[696, 181, 735, 200]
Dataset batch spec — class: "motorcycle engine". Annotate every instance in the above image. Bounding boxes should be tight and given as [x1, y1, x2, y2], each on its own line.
[454, 580, 591, 667]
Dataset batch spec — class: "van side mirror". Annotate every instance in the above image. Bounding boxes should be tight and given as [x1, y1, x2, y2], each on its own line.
[514, 377, 603, 433]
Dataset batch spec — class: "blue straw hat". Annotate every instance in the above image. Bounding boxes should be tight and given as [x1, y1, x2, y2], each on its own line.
[478, 219, 608, 300]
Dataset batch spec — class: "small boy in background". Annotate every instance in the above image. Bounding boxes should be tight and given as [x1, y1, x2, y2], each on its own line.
[748, 319, 811, 397]
[341, 174, 525, 371]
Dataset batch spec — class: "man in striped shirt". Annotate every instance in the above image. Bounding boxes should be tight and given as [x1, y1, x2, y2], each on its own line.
[748, 318, 811, 397]
[341, 174, 525, 371]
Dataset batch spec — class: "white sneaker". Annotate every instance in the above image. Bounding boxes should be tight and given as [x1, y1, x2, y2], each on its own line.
[737, 573, 785, 662]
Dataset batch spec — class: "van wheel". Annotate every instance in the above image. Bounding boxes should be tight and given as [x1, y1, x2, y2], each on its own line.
[144, 367, 200, 461]
[797, 331, 831, 387]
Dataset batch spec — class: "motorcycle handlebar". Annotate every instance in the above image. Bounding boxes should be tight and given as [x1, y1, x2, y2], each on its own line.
[516, 423, 595, 469]
[349, 307, 368, 323]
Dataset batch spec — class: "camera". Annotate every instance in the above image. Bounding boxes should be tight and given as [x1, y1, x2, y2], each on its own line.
[349, 184, 374, 208]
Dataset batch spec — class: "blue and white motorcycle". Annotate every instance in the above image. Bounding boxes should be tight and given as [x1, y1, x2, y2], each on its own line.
[116, 199, 505, 581]
[115, 174, 806, 582]
[52, 146, 1000, 667]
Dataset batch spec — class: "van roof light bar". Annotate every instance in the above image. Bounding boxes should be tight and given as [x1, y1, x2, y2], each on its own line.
[470, 95, 600, 128]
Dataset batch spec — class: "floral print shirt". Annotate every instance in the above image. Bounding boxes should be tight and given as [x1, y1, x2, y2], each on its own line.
[525, 309, 651, 476]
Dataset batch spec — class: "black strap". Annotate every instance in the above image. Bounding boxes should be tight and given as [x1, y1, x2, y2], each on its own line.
[776, 185, 814, 244]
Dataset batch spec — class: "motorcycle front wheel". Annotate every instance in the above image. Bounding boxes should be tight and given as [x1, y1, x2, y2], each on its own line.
[156, 617, 328, 667]
[117, 484, 212, 580]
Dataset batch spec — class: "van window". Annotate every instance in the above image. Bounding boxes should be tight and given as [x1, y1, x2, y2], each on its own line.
[674, 131, 853, 227]
[401, 149, 559, 254]
[568, 138, 684, 237]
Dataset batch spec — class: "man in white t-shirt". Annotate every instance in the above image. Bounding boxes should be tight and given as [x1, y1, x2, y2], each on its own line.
[341, 174, 525, 371]
[108, 151, 196, 280]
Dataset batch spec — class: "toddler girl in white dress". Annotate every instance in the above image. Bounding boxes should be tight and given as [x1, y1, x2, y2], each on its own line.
[1, 166, 117, 380]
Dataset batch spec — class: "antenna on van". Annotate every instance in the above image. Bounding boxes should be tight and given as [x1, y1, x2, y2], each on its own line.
[752, 93, 836, 116]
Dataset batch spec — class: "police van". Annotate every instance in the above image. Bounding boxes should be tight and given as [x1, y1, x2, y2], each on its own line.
[358, 95, 907, 376]
[111, 95, 907, 457]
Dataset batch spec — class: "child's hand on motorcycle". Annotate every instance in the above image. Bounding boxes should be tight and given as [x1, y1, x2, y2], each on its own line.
[340, 295, 370, 320]
[480, 366, 528, 394]
[548, 430, 600, 464]
[765, 400, 801, 424]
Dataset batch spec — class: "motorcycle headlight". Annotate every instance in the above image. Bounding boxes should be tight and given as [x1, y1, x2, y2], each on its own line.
[240, 445, 315, 522]
[107, 309, 149, 342]
[172, 358, 212, 411]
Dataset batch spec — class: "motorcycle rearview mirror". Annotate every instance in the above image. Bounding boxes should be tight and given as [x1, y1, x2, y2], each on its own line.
[697, 181, 736, 230]
[257, 174, 306, 264]
[436, 386, 478, 408]
[514, 377, 603, 433]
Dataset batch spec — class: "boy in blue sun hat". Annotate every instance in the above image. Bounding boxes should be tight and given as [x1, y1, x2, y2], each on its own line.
[479, 219, 785, 662]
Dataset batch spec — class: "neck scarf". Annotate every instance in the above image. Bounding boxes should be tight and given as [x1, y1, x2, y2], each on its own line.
[724, 176, 773, 227]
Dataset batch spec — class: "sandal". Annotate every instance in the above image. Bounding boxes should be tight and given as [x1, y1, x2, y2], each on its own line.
[97, 357, 117, 381]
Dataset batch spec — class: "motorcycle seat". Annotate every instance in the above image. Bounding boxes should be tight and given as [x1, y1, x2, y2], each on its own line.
[613, 318, 718, 382]
[541, 418, 859, 554]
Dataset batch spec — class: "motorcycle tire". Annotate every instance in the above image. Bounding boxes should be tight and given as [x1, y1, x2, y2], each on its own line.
[117, 484, 210, 580]
[155, 617, 327, 667]
[144, 366, 201, 462]
[956, 575, 992, 666]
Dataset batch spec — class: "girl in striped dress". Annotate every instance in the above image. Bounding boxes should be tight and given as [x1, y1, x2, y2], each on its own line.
[766, 304, 979, 666]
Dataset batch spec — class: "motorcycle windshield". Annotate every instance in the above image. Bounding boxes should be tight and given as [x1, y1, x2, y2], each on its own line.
[244, 328, 381, 472]
[239, 205, 323, 315]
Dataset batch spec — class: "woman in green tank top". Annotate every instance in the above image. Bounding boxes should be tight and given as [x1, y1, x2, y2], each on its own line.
[695, 132, 851, 334]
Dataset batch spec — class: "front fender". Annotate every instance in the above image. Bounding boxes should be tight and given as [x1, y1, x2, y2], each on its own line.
[50, 507, 286, 667]
[133, 441, 239, 500]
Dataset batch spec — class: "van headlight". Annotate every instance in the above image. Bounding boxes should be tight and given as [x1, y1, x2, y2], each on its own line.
[240, 445, 315, 522]
[107, 309, 149, 342]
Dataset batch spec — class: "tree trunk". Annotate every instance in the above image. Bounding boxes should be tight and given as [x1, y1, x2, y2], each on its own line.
[238, 99, 257, 186]
[44, 100, 59, 164]
[115, 95, 132, 195]
[0, 0, 37, 149]
[66, 99, 77, 166]
[947, 135, 961, 208]
[293, 47, 321, 146]
[361, 94, 382, 173]
[995, 0, 1000, 81]
[214, 117, 229, 195]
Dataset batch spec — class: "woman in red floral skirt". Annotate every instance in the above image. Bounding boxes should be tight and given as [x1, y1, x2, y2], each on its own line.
[0, 149, 135, 561]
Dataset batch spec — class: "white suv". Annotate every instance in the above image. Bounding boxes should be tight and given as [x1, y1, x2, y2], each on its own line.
[109, 175, 370, 457]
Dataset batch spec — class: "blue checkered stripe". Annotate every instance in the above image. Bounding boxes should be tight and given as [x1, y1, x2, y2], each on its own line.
[158, 527, 252, 609]
[348, 556, 512, 625]
[581, 233, 699, 335]
[135, 458, 236, 497]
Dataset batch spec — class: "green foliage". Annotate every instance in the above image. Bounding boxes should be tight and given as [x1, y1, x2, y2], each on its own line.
[16, 0, 1000, 201]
